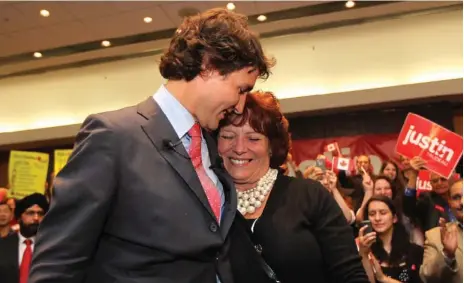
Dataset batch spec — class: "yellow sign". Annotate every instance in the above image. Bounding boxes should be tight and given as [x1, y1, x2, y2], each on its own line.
[8, 150, 49, 199]
[54, 149, 73, 175]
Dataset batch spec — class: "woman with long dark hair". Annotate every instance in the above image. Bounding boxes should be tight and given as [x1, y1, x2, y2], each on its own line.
[358, 195, 423, 283]
[380, 160, 424, 246]
[380, 160, 406, 192]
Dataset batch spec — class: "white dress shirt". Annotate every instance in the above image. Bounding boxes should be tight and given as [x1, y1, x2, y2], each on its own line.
[18, 233, 35, 266]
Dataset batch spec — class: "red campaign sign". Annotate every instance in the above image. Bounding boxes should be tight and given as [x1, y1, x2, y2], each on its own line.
[291, 133, 400, 174]
[395, 113, 463, 178]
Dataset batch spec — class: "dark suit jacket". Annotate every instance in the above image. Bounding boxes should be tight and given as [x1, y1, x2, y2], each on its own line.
[0, 233, 19, 283]
[403, 190, 450, 232]
[29, 97, 239, 283]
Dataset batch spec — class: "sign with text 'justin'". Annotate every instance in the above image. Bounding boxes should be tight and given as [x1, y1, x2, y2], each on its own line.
[396, 113, 463, 178]
[416, 170, 432, 191]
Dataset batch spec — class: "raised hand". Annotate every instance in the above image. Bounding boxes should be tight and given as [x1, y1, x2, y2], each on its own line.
[361, 167, 373, 192]
[326, 170, 338, 191]
[440, 219, 458, 259]
[409, 156, 426, 171]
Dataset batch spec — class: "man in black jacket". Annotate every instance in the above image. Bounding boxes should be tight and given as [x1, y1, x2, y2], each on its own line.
[403, 156, 453, 232]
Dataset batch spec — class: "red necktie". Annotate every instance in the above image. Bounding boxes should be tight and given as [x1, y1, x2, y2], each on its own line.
[188, 123, 221, 221]
[20, 239, 32, 283]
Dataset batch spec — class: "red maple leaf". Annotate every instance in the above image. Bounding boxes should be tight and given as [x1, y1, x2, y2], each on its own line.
[37, 156, 41, 161]
[339, 160, 347, 167]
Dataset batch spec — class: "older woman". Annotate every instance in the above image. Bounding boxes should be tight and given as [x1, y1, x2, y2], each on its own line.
[218, 91, 368, 283]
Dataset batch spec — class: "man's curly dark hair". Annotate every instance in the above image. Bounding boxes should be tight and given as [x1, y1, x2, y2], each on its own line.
[159, 8, 275, 81]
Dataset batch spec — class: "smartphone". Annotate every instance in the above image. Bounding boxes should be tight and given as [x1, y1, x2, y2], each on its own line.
[315, 159, 326, 172]
[361, 220, 373, 234]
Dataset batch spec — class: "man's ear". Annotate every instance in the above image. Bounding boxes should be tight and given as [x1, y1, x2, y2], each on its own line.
[200, 67, 217, 80]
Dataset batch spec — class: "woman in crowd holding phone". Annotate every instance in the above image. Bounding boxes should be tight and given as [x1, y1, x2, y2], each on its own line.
[355, 168, 424, 245]
[358, 195, 424, 283]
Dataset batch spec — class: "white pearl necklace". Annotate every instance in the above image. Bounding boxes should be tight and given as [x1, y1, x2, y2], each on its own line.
[237, 168, 278, 216]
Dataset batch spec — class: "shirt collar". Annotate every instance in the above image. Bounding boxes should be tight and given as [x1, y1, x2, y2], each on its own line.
[18, 232, 35, 244]
[153, 84, 195, 139]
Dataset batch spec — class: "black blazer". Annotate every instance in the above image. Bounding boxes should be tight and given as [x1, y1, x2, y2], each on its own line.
[29, 98, 239, 283]
[0, 233, 19, 283]
[403, 190, 450, 232]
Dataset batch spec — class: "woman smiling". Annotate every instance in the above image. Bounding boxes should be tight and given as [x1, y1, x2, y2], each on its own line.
[218, 90, 368, 283]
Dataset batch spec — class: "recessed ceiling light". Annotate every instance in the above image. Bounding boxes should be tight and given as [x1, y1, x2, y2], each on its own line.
[101, 40, 111, 47]
[345, 1, 355, 8]
[144, 17, 153, 23]
[257, 15, 267, 22]
[40, 9, 50, 17]
[226, 3, 235, 11]
[33, 52, 42, 58]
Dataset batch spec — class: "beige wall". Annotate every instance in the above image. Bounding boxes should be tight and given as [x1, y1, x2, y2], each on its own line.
[0, 9, 462, 140]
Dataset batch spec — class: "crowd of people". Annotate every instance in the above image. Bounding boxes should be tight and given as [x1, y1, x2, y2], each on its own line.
[0, 7, 461, 283]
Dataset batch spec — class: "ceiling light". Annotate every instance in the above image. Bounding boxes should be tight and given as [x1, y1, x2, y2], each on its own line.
[33, 52, 42, 58]
[40, 9, 50, 17]
[101, 40, 111, 47]
[345, 1, 355, 8]
[226, 3, 235, 11]
[257, 15, 267, 22]
[144, 17, 153, 23]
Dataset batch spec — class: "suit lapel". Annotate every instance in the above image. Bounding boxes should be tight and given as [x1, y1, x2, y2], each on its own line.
[203, 131, 237, 236]
[137, 97, 217, 220]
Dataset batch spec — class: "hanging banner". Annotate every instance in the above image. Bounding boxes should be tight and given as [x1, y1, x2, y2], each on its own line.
[396, 113, 463, 178]
[8, 150, 49, 199]
[54, 149, 73, 175]
[291, 133, 399, 175]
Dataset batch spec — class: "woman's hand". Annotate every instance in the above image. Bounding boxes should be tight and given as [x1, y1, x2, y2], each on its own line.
[369, 254, 402, 283]
[326, 170, 338, 192]
[361, 167, 373, 192]
[358, 226, 376, 257]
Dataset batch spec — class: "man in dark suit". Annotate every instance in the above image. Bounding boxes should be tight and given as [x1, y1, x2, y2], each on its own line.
[28, 8, 274, 283]
[0, 193, 49, 283]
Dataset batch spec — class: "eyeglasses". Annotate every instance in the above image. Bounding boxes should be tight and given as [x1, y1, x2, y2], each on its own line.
[451, 194, 462, 201]
[430, 177, 448, 184]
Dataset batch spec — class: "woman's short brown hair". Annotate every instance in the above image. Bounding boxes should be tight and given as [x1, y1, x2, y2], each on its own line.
[219, 91, 291, 169]
[159, 8, 275, 81]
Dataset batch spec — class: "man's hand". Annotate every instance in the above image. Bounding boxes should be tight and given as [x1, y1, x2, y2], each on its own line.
[305, 166, 324, 181]
[409, 156, 426, 171]
[440, 218, 458, 259]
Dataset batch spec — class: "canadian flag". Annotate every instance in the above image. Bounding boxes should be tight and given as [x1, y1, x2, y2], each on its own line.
[332, 157, 355, 174]
[324, 142, 339, 155]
